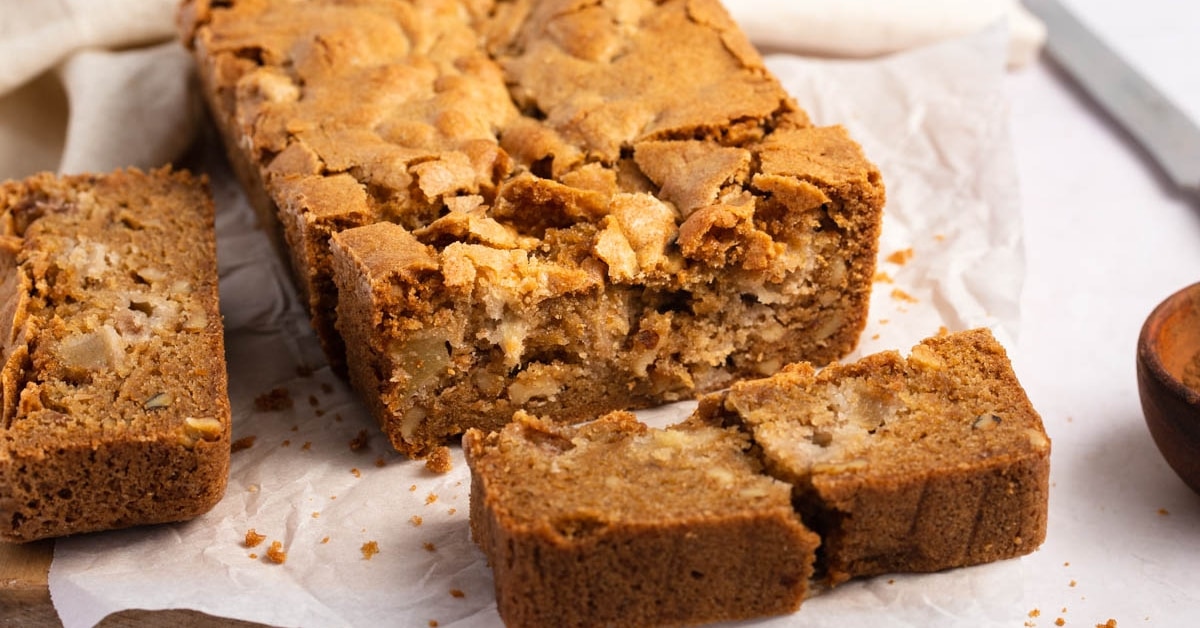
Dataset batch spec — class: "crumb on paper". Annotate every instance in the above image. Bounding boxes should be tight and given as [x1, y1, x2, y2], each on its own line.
[890, 288, 918, 304]
[375, 456, 387, 468]
[231, 435, 256, 453]
[447, 508, 457, 516]
[351, 468, 362, 478]
[879, 318, 889, 325]
[1096, 621, 1116, 628]
[361, 541, 380, 560]
[409, 484, 418, 492]
[887, 579, 894, 585]
[871, 333, 880, 340]
[302, 441, 312, 451]
[282, 439, 291, 447]
[290, 425, 299, 432]
[266, 541, 287, 564]
[312, 512, 320, 519]
[885, 248, 914, 265]
[410, 515, 423, 527]
[937, 325, 948, 336]
[308, 394, 320, 407]
[349, 429, 370, 452]
[244, 529, 266, 548]
[248, 553, 258, 560]
[425, 446, 452, 473]
[1030, 609, 1041, 618]
[934, 233, 946, 242]
[254, 387, 293, 412]
[1070, 579, 1077, 587]
[423, 542, 436, 552]
[1158, 508, 1169, 516]
[429, 621, 439, 627]
[316, 409, 326, 417]
[247, 484, 260, 493]
[873, 271, 893, 283]
[321, 536, 330, 544]
[449, 589, 465, 599]
[1064, 562, 1070, 567]
[1056, 619, 1065, 627]
[426, 492, 438, 505]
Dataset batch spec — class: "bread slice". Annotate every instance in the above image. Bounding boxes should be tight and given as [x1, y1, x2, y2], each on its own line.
[466, 329, 1049, 623]
[0, 168, 229, 542]
[464, 411, 819, 627]
[700, 328, 1051, 584]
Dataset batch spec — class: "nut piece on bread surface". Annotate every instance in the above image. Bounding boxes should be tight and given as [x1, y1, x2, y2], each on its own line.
[700, 328, 1051, 585]
[464, 411, 820, 628]
[181, 0, 886, 458]
[0, 168, 230, 542]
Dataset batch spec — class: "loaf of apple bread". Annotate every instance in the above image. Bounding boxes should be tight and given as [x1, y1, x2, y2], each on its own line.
[0, 169, 229, 542]
[181, 0, 885, 457]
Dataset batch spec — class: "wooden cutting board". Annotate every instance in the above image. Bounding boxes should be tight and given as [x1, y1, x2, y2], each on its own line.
[0, 543, 265, 627]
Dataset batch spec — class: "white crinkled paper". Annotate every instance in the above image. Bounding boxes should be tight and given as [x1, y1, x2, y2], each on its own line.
[49, 26, 1027, 628]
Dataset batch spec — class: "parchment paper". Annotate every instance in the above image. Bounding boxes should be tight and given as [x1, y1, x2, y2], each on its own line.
[48, 25, 1027, 628]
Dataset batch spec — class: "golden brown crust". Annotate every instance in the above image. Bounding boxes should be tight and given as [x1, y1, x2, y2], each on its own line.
[0, 168, 230, 542]
[182, 0, 886, 457]
[464, 412, 819, 627]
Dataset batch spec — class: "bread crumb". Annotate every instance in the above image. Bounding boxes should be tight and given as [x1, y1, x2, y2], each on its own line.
[254, 388, 293, 412]
[879, 318, 889, 325]
[1158, 508, 1169, 516]
[937, 325, 948, 336]
[1069, 579, 1077, 587]
[349, 429, 370, 452]
[871, 333, 880, 340]
[247, 484, 260, 493]
[361, 541, 380, 560]
[312, 512, 320, 519]
[351, 468, 362, 478]
[281, 439, 291, 447]
[885, 248, 913, 265]
[1064, 562, 1070, 567]
[1096, 621, 1116, 628]
[316, 409, 326, 417]
[302, 441, 312, 451]
[1056, 619, 1065, 626]
[425, 446, 452, 473]
[374, 456, 387, 468]
[890, 288, 918, 303]
[248, 553, 258, 559]
[428, 621, 439, 627]
[447, 508, 457, 516]
[231, 435, 256, 453]
[887, 579, 894, 585]
[873, 271, 893, 283]
[290, 425, 299, 432]
[1030, 609, 1041, 618]
[410, 515, 423, 527]
[321, 536, 330, 544]
[308, 394, 320, 407]
[449, 589, 465, 598]
[409, 484, 418, 492]
[426, 492, 438, 505]
[266, 541, 287, 564]
[244, 529, 266, 548]
[423, 542, 436, 552]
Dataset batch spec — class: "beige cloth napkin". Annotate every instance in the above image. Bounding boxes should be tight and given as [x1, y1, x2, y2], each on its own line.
[0, 0, 194, 180]
[0, 0, 1044, 183]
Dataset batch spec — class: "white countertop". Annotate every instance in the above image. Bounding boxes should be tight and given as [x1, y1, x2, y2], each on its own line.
[1007, 3, 1200, 622]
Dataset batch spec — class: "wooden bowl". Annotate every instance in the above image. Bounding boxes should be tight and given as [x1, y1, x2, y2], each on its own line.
[1137, 281, 1200, 495]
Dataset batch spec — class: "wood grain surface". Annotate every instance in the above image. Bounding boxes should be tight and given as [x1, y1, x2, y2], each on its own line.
[0, 541, 267, 627]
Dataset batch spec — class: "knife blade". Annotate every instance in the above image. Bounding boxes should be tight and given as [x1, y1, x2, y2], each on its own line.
[1025, 0, 1200, 197]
